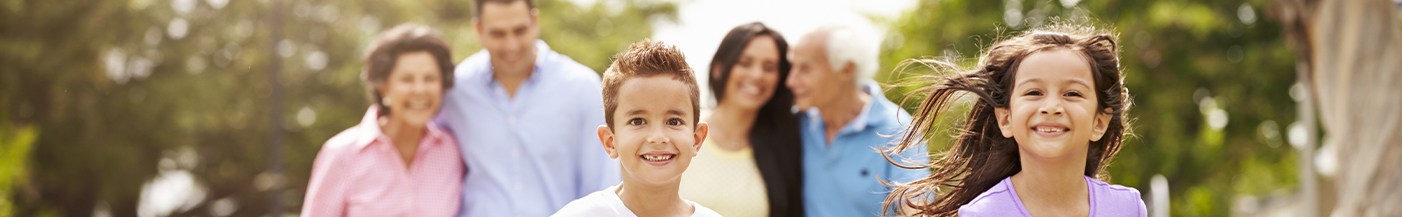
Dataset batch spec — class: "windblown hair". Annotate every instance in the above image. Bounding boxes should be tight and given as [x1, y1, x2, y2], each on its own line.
[601, 39, 699, 129]
[881, 24, 1132, 216]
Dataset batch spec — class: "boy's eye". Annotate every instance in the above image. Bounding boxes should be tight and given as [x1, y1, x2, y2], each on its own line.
[666, 118, 684, 126]
[627, 118, 645, 126]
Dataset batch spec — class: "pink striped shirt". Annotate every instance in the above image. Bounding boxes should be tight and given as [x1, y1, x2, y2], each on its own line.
[302, 108, 464, 217]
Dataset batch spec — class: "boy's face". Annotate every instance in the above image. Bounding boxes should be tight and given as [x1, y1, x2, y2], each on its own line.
[597, 76, 708, 186]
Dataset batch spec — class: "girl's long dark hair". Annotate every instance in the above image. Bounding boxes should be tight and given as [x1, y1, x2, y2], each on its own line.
[708, 22, 806, 217]
[882, 24, 1132, 216]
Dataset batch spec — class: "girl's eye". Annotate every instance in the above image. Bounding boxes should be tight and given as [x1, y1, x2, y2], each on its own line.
[628, 118, 645, 126]
[666, 118, 684, 126]
[1064, 90, 1083, 98]
[1024, 90, 1043, 96]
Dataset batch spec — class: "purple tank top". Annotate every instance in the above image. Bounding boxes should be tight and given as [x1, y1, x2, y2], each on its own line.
[957, 176, 1147, 217]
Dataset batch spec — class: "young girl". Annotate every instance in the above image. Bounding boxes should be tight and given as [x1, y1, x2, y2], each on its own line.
[882, 24, 1145, 217]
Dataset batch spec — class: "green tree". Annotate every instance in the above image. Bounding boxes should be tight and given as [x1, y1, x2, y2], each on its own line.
[0, 0, 675, 216]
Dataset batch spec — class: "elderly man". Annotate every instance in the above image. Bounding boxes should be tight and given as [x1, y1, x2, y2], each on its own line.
[786, 24, 929, 217]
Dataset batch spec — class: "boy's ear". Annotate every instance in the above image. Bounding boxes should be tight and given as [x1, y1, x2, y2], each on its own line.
[470, 19, 482, 36]
[597, 125, 619, 159]
[1090, 108, 1113, 142]
[995, 108, 1013, 138]
[693, 122, 709, 154]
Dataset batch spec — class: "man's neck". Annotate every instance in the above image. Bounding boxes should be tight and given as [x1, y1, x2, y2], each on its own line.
[818, 88, 871, 144]
[706, 103, 756, 151]
[1010, 151, 1091, 216]
[494, 67, 533, 98]
[617, 181, 691, 217]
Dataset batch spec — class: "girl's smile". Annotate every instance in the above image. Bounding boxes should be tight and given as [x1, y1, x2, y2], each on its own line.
[996, 48, 1111, 161]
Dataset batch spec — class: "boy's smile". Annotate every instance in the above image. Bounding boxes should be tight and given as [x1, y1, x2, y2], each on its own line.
[598, 76, 708, 186]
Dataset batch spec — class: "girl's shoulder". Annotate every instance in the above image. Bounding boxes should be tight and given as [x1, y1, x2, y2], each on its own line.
[958, 177, 1028, 216]
[1087, 177, 1148, 217]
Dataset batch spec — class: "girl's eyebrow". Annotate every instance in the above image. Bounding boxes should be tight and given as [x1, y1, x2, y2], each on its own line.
[1016, 78, 1091, 88]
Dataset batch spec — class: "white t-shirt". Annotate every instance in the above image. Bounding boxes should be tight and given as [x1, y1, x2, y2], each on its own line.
[552, 184, 722, 217]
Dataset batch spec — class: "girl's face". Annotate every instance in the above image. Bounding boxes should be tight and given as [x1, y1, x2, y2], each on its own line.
[379, 51, 444, 128]
[598, 76, 709, 186]
[995, 49, 1111, 162]
[718, 35, 782, 110]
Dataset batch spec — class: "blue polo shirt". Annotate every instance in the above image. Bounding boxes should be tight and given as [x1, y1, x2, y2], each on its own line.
[799, 82, 929, 217]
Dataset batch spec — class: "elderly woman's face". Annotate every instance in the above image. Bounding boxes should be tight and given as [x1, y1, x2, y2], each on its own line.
[379, 51, 444, 127]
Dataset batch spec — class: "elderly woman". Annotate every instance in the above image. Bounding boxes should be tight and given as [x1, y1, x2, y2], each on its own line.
[302, 24, 462, 216]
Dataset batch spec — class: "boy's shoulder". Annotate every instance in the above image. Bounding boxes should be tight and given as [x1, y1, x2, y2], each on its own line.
[551, 186, 632, 217]
[686, 200, 723, 217]
[958, 177, 1026, 216]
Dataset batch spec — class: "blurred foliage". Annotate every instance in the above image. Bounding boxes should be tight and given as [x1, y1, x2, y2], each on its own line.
[1, 123, 37, 217]
[875, 0, 1301, 216]
[0, 0, 674, 216]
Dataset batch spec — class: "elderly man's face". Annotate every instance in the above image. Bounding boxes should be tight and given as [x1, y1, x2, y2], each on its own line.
[786, 33, 851, 111]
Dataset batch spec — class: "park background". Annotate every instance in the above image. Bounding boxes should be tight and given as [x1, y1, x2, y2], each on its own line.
[2, 0, 1398, 216]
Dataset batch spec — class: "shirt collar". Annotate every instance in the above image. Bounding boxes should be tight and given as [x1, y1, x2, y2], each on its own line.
[352, 106, 450, 151]
[803, 81, 884, 134]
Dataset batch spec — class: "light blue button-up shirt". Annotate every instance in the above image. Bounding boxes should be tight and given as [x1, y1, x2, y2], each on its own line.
[435, 40, 619, 217]
[799, 82, 929, 217]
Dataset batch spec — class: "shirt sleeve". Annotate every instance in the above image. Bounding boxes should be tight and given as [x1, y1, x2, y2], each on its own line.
[302, 139, 354, 216]
[575, 77, 620, 197]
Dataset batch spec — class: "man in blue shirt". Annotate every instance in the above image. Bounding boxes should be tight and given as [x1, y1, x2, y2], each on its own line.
[785, 24, 930, 217]
[435, 0, 618, 216]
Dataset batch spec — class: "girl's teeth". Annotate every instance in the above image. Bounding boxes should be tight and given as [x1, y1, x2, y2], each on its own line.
[1036, 127, 1064, 133]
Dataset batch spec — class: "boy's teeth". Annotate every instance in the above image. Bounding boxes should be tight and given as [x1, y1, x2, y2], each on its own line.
[642, 154, 673, 161]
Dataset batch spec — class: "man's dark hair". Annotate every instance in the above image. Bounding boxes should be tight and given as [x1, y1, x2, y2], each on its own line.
[475, 0, 535, 18]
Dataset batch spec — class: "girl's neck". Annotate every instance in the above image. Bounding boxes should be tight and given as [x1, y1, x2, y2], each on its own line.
[616, 181, 691, 217]
[1010, 152, 1090, 216]
[706, 103, 757, 151]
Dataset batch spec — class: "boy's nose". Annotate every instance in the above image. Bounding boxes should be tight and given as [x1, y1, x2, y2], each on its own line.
[646, 132, 670, 144]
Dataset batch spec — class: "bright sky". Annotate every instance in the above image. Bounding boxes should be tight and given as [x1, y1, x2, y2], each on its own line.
[645, 0, 918, 107]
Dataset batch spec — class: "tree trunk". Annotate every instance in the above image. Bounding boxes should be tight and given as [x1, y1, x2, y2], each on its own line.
[1277, 0, 1402, 216]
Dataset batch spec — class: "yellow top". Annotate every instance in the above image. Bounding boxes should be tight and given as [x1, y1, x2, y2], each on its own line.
[679, 139, 769, 217]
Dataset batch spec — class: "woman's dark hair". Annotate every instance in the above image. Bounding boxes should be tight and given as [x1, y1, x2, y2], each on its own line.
[362, 23, 456, 116]
[881, 24, 1132, 216]
[708, 22, 805, 217]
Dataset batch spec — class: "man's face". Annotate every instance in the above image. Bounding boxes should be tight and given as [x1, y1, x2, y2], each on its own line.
[786, 34, 847, 110]
[473, 0, 539, 74]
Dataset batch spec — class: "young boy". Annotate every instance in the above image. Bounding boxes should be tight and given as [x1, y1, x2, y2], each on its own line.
[551, 40, 721, 217]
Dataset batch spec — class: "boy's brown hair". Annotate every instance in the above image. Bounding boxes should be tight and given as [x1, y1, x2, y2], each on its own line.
[601, 39, 700, 129]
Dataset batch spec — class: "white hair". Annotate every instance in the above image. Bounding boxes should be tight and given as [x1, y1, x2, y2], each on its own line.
[818, 24, 880, 84]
